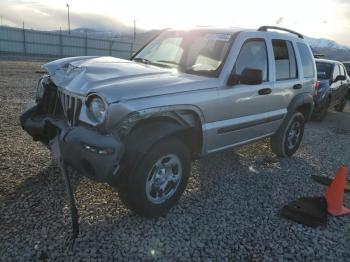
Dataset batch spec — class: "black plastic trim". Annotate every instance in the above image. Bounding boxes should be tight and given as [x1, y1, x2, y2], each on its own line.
[258, 26, 304, 39]
[217, 114, 285, 134]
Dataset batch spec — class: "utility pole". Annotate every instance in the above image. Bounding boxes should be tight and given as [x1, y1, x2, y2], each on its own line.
[66, 4, 71, 35]
[129, 20, 137, 59]
[133, 20, 136, 42]
[22, 21, 26, 55]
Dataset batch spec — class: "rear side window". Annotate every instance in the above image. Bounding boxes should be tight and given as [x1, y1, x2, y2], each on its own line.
[272, 39, 297, 80]
[233, 39, 268, 81]
[316, 62, 332, 80]
[297, 43, 315, 78]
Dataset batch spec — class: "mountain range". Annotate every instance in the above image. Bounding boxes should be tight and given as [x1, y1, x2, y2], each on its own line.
[60, 27, 350, 61]
[305, 37, 350, 61]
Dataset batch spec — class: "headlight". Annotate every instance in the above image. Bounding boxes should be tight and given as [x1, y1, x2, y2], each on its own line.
[36, 77, 45, 101]
[88, 96, 107, 124]
[35, 76, 50, 102]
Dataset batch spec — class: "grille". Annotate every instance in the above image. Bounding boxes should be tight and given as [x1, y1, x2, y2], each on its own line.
[57, 89, 83, 127]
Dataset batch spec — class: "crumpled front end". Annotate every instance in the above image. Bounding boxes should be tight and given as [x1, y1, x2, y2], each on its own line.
[20, 77, 124, 184]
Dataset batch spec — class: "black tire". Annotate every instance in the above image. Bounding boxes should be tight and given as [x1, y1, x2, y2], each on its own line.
[334, 96, 347, 112]
[118, 138, 191, 217]
[270, 112, 305, 157]
[312, 96, 329, 121]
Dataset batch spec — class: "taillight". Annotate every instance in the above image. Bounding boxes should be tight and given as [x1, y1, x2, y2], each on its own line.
[313, 80, 320, 96]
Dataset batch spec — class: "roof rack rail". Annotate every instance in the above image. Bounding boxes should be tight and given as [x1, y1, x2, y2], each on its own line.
[257, 26, 304, 39]
[314, 54, 325, 58]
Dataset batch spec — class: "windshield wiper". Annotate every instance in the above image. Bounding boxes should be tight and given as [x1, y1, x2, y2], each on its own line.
[156, 60, 180, 65]
[156, 60, 188, 68]
[133, 58, 173, 69]
[133, 57, 151, 64]
[182, 68, 217, 77]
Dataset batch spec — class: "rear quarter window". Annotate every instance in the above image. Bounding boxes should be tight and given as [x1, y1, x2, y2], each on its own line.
[297, 43, 315, 78]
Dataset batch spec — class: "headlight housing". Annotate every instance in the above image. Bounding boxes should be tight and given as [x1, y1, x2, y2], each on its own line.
[87, 95, 107, 124]
[36, 77, 47, 101]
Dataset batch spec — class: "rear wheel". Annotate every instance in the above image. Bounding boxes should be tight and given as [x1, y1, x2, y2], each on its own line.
[270, 112, 305, 157]
[334, 96, 347, 112]
[118, 138, 191, 217]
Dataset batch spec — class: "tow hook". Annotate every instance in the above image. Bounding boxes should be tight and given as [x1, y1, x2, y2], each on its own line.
[50, 136, 79, 249]
[59, 159, 80, 250]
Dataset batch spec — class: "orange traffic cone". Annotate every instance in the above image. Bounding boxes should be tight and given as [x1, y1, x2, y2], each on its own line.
[324, 165, 350, 216]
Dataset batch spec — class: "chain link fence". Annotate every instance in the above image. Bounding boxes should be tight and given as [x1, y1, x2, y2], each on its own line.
[0, 26, 147, 59]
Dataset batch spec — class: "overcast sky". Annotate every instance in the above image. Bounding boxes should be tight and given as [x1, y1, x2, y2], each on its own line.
[1, 0, 350, 45]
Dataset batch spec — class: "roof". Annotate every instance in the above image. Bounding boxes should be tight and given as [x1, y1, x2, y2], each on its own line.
[167, 27, 243, 34]
[166, 26, 305, 40]
[315, 58, 342, 65]
[167, 26, 305, 41]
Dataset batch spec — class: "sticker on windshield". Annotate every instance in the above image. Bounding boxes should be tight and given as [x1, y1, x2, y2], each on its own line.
[205, 33, 231, 42]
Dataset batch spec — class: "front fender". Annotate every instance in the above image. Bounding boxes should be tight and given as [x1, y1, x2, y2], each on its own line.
[122, 120, 193, 170]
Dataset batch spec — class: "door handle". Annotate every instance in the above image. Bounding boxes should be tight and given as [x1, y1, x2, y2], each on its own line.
[293, 84, 302, 90]
[258, 88, 272, 95]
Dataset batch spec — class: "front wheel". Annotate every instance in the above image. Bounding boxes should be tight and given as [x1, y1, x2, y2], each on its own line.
[118, 138, 191, 217]
[270, 112, 305, 157]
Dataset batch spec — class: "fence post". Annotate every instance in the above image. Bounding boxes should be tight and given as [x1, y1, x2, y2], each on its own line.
[59, 28, 63, 57]
[85, 31, 88, 56]
[109, 40, 113, 56]
[22, 22, 26, 55]
[129, 40, 134, 59]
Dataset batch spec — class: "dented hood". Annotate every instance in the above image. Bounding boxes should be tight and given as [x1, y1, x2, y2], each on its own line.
[44, 56, 218, 103]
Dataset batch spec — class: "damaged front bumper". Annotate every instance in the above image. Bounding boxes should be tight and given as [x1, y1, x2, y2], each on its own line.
[20, 103, 124, 184]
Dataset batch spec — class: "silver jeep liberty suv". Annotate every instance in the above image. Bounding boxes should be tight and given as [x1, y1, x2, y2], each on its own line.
[21, 26, 316, 217]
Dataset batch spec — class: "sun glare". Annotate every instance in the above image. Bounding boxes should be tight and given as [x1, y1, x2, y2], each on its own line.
[96, 0, 340, 39]
[3, 0, 349, 44]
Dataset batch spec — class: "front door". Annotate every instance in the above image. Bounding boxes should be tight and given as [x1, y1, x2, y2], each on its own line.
[205, 38, 286, 153]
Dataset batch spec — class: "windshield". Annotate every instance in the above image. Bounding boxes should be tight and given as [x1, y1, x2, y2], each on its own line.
[134, 30, 234, 77]
[316, 62, 332, 80]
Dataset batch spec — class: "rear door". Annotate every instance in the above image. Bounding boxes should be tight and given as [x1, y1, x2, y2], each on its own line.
[270, 38, 302, 113]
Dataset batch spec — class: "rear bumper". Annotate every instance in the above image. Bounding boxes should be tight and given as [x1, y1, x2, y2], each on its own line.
[20, 103, 124, 184]
[313, 90, 328, 112]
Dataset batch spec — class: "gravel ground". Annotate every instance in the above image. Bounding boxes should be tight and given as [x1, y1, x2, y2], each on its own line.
[0, 59, 350, 261]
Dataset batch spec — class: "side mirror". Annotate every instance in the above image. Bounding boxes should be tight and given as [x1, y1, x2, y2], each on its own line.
[334, 75, 346, 82]
[227, 68, 263, 86]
